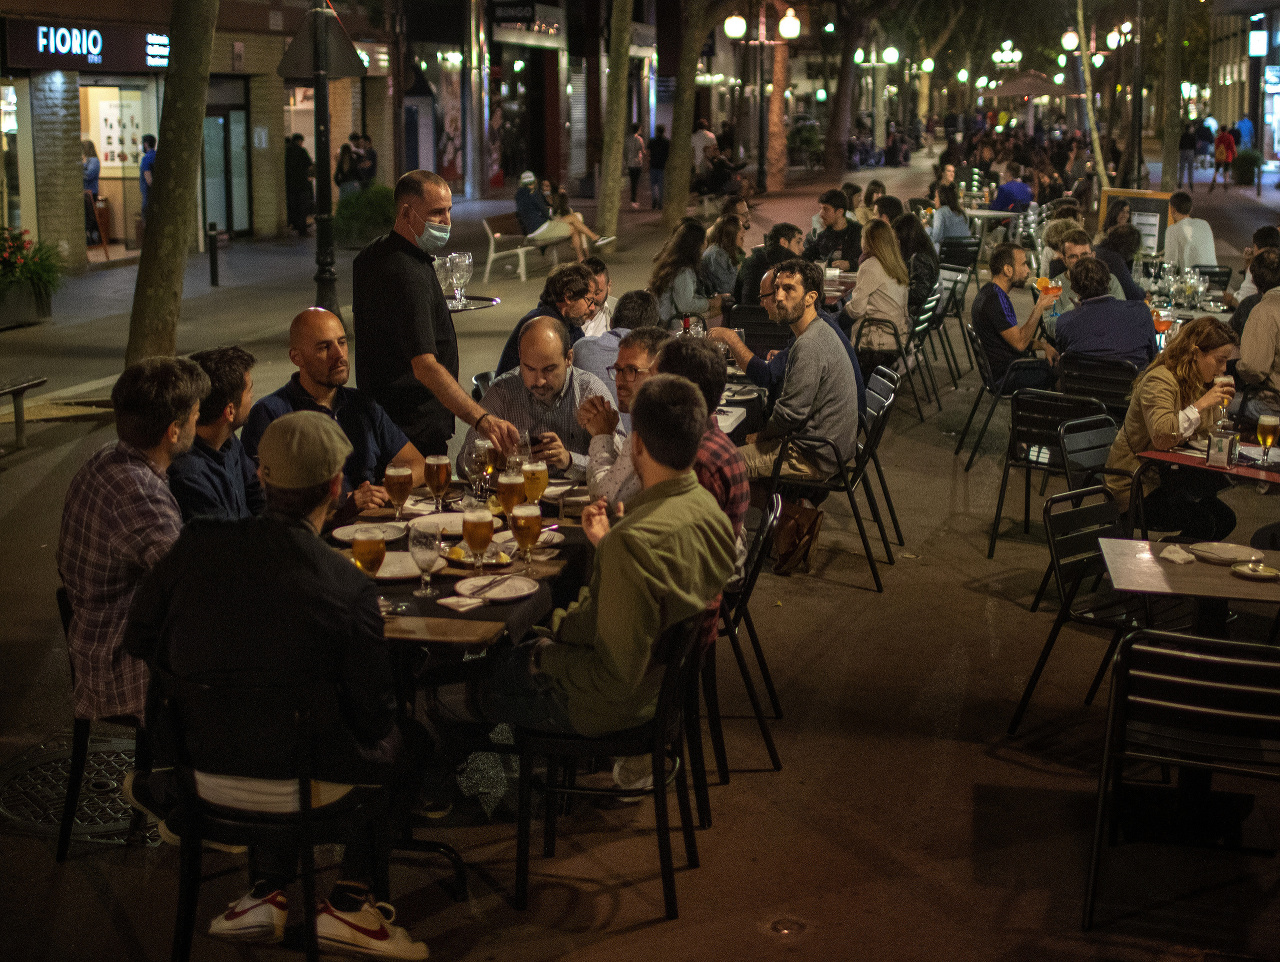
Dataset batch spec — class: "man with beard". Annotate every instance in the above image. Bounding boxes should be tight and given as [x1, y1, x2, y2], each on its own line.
[242, 308, 425, 512]
[802, 189, 861, 269]
[971, 243, 1059, 392]
[496, 263, 596, 375]
[737, 258, 861, 480]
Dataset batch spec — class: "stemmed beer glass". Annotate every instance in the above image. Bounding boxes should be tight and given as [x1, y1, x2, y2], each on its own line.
[1259, 415, 1279, 467]
[448, 252, 473, 309]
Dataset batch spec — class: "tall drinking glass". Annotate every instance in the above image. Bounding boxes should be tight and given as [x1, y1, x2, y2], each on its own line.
[466, 440, 493, 498]
[350, 527, 387, 576]
[510, 504, 543, 574]
[383, 465, 413, 520]
[423, 455, 451, 512]
[449, 252, 473, 308]
[408, 523, 441, 598]
[1258, 415, 1279, 466]
[462, 509, 494, 572]
[523, 459, 549, 503]
[498, 470, 525, 517]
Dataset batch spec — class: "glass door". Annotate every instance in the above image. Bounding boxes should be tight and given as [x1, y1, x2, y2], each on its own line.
[202, 114, 227, 232]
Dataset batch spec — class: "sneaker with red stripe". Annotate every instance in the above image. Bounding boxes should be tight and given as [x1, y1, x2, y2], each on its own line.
[316, 896, 428, 960]
[207, 889, 287, 943]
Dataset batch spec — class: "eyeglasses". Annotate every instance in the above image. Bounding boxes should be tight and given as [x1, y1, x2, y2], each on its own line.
[606, 363, 652, 381]
[759, 288, 777, 300]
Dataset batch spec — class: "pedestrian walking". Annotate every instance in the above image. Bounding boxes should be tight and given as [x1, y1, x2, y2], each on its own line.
[648, 125, 670, 210]
[625, 124, 646, 209]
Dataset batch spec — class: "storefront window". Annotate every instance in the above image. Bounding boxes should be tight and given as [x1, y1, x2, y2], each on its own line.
[0, 86, 20, 230]
[80, 81, 156, 253]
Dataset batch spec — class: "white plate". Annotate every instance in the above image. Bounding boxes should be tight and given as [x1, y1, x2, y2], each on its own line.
[1180, 438, 1209, 454]
[1232, 561, 1280, 581]
[1187, 542, 1265, 565]
[455, 575, 539, 602]
[540, 481, 576, 502]
[409, 512, 504, 537]
[373, 552, 446, 580]
[492, 529, 565, 548]
[331, 522, 407, 543]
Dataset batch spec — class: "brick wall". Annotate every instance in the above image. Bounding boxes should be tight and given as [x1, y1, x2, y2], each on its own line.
[249, 75, 287, 238]
[31, 70, 87, 273]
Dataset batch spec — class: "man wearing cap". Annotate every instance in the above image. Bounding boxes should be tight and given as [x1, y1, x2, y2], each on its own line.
[124, 411, 428, 960]
[803, 189, 862, 270]
[513, 170, 613, 263]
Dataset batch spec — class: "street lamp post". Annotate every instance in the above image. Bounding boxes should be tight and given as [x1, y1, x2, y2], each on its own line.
[725, 6, 800, 195]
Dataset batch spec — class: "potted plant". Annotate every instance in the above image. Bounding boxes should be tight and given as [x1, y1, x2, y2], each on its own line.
[1233, 148, 1263, 187]
[0, 227, 63, 328]
[333, 184, 396, 248]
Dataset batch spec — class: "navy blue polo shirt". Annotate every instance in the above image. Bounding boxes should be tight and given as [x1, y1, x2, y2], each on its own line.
[241, 374, 410, 492]
[168, 434, 266, 522]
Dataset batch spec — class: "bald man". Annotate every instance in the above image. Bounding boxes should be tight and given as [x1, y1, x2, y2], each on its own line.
[354, 169, 519, 457]
[458, 315, 613, 480]
[242, 307, 425, 511]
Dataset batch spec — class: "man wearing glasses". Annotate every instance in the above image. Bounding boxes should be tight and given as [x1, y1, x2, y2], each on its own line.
[577, 327, 672, 507]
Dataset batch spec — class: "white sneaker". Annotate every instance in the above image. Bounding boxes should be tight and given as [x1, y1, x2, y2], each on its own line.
[595, 235, 616, 248]
[208, 889, 287, 943]
[612, 755, 654, 802]
[317, 897, 428, 960]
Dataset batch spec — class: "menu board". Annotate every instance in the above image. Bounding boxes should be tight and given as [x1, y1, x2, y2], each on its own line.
[94, 92, 144, 169]
[1098, 188, 1172, 255]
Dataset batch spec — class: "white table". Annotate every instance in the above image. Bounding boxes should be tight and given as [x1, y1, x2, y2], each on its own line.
[715, 405, 747, 435]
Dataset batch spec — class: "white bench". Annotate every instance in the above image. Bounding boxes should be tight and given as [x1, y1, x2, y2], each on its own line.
[482, 212, 570, 282]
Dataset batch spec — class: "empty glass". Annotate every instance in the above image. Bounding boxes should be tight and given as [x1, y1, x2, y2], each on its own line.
[449, 252, 473, 309]
[408, 523, 442, 599]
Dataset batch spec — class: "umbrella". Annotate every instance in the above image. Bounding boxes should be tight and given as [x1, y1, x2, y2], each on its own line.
[988, 70, 1074, 100]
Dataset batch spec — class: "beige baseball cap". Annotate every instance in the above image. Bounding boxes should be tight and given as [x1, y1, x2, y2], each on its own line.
[256, 411, 351, 489]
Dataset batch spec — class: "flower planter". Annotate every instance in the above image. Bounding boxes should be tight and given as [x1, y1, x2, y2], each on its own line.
[0, 281, 40, 331]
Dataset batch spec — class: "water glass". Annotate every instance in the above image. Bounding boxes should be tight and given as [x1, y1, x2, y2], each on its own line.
[408, 523, 441, 599]
[449, 252, 473, 309]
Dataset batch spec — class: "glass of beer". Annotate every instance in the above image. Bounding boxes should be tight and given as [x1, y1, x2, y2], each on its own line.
[510, 503, 543, 574]
[423, 455, 451, 513]
[1259, 415, 1279, 466]
[523, 459, 549, 503]
[484, 442, 505, 491]
[384, 465, 413, 520]
[498, 470, 525, 517]
[1212, 375, 1235, 426]
[408, 522, 441, 598]
[462, 508, 494, 571]
[350, 527, 386, 576]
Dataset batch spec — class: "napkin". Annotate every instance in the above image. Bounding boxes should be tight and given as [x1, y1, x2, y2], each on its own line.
[438, 595, 485, 612]
[1160, 544, 1196, 564]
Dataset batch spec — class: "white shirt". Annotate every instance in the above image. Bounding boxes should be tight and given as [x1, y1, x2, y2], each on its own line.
[586, 430, 641, 508]
[1236, 272, 1258, 302]
[580, 295, 616, 338]
[1164, 216, 1216, 270]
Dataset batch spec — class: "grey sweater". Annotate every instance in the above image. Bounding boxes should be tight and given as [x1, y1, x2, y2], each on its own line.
[758, 315, 861, 474]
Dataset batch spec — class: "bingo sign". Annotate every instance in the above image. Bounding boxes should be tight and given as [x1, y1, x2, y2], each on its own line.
[4, 19, 170, 73]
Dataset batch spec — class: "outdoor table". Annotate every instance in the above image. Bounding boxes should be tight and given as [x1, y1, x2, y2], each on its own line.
[964, 208, 1013, 253]
[1099, 538, 1280, 607]
[1135, 446, 1280, 487]
[823, 271, 857, 308]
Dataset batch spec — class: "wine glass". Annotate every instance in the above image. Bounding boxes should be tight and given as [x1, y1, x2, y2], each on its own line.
[408, 522, 441, 598]
[465, 439, 492, 499]
[449, 252, 473, 309]
[434, 255, 453, 292]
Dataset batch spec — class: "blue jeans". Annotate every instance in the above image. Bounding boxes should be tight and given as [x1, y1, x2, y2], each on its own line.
[649, 168, 665, 208]
[1178, 149, 1195, 189]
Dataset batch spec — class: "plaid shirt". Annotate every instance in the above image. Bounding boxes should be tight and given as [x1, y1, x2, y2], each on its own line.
[695, 421, 751, 648]
[57, 442, 182, 720]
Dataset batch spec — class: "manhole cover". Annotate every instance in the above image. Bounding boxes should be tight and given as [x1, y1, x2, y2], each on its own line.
[0, 732, 159, 846]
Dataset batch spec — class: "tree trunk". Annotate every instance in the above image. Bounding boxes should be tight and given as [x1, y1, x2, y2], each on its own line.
[663, 3, 711, 230]
[597, 0, 634, 246]
[125, 0, 220, 364]
[1078, 0, 1110, 193]
[824, 28, 858, 172]
[767, 33, 789, 189]
[1160, 0, 1186, 191]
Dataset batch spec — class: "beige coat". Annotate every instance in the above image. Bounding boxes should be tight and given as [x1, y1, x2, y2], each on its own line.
[1105, 364, 1208, 511]
[1237, 286, 1280, 396]
[844, 255, 909, 353]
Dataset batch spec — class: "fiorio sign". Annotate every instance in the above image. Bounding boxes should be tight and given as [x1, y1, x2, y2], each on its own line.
[4, 19, 169, 73]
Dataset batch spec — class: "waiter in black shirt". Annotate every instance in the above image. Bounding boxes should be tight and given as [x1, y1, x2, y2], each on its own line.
[803, 189, 861, 270]
[353, 170, 518, 456]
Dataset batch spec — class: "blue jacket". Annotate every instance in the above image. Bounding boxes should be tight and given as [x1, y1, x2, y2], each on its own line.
[168, 434, 265, 523]
[515, 185, 552, 235]
[1054, 296, 1158, 370]
[990, 180, 1032, 212]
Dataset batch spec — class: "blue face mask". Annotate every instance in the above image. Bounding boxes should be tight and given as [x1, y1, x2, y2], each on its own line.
[417, 218, 450, 253]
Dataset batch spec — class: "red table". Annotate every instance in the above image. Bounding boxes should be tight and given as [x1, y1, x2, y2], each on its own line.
[1137, 447, 1280, 484]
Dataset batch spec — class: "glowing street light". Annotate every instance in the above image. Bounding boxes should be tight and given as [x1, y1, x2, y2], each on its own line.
[824, 22, 835, 33]
[957, 68, 969, 83]
[778, 7, 801, 40]
[1053, 72, 1066, 84]
[1061, 30, 1080, 51]
[723, 13, 747, 39]
[921, 58, 934, 73]
[1058, 54, 1067, 67]
[1106, 30, 1120, 50]
[883, 46, 899, 64]
[1092, 53, 1105, 68]
[854, 48, 865, 64]
[976, 76, 989, 89]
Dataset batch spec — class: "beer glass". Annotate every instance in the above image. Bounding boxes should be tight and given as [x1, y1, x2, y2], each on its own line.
[462, 509, 494, 572]
[497, 470, 525, 517]
[423, 455, 451, 513]
[510, 504, 543, 574]
[350, 527, 386, 576]
[1258, 415, 1279, 466]
[408, 523, 441, 598]
[1212, 375, 1234, 426]
[383, 465, 413, 520]
[523, 459, 549, 503]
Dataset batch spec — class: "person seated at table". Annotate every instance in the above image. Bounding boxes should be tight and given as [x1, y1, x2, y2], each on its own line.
[514, 170, 612, 263]
[124, 412, 430, 960]
[927, 163, 956, 207]
[972, 243, 1059, 392]
[580, 255, 615, 338]
[1225, 225, 1280, 311]
[1096, 223, 1143, 277]
[1105, 316, 1239, 540]
[702, 213, 746, 296]
[707, 267, 866, 416]
[496, 263, 596, 375]
[472, 375, 737, 738]
[734, 222, 804, 306]
[989, 162, 1033, 212]
[843, 220, 910, 378]
[652, 217, 725, 327]
[1164, 191, 1217, 271]
[842, 181, 862, 217]
[802, 189, 861, 269]
[1053, 256, 1158, 370]
[168, 345, 266, 522]
[242, 308, 425, 513]
[58, 356, 209, 724]
[1231, 247, 1280, 339]
[873, 194, 905, 226]
[720, 193, 752, 235]
[738, 259, 862, 480]
[463, 316, 612, 481]
[1041, 214, 1084, 278]
[929, 183, 971, 253]
[573, 289, 662, 411]
[1233, 250, 1280, 423]
[1047, 229, 1129, 318]
[578, 326, 671, 507]
[893, 212, 941, 318]
[854, 179, 885, 227]
[692, 142, 744, 196]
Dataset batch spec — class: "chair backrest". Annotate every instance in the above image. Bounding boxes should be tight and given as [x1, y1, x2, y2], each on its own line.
[732, 307, 791, 356]
[1112, 630, 1280, 776]
[485, 212, 525, 239]
[1192, 264, 1232, 292]
[940, 236, 981, 269]
[964, 322, 1003, 393]
[472, 370, 495, 402]
[732, 494, 784, 618]
[860, 365, 899, 460]
[1058, 353, 1139, 418]
[650, 612, 715, 743]
[728, 303, 769, 326]
[938, 266, 968, 319]
[1043, 485, 1126, 602]
[1057, 414, 1119, 491]
[1007, 389, 1108, 468]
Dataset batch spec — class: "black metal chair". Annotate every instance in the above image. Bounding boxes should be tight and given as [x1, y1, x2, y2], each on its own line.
[55, 586, 150, 862]
[953, 324, 1050, 472]
[690, 495, 785, 822]
[1058, 353, 1140, 422]
[937, 266, 975, 373]
[1007, 488, 1191, 736]
[471, 370, 495, 402]
[864, 367, 905, 548]
[729, 304, 792, 358]
[939, 236, 981, 275]
[924, 278, 963, 390]
[767, 373, 900, 592]
[906, 292, 945, 414]
[988, 389, 1107, 559]
[1084, 629, 1280, 930]
[853, 310, 935, 423]
[514, 613, 707, 921]
[1192, 264, 1232, 293]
